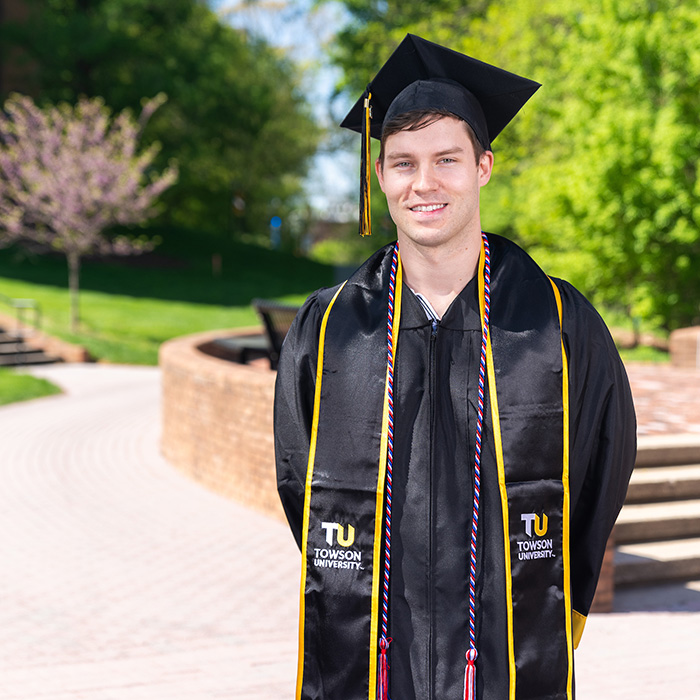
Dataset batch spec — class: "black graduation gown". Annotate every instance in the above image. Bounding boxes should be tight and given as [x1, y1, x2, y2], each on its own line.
[274, 235, 636, 700]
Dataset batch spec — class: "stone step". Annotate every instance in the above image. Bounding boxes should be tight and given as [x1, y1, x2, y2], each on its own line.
[615, 499, 700, 543]
[615, 537, 700, 586]
[0, 328, 36, 342]
[0, 341, 42, 355]
[0, 352, 63, 367]
[0, 333, 27, 344]
[635, 435, 700, 468]
[625, 463, 700, 504]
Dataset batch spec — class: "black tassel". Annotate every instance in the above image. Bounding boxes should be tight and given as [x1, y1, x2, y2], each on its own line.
[359, 88, 372, 237]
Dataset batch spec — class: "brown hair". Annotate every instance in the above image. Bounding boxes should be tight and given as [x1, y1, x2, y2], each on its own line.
[378, 109, 487, 166]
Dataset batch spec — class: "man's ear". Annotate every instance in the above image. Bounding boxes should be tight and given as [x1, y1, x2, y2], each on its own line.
[478, 150, 494, 188]
[375, 158, 386, 192]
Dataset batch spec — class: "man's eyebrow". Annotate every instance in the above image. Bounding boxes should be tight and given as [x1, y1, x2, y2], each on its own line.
[434, 146, 465, 158]
[384, 151, 413, 161]
[385, 146, 466, 161]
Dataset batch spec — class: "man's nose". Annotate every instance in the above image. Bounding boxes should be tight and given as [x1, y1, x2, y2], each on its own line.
[412, 164, 438, 193]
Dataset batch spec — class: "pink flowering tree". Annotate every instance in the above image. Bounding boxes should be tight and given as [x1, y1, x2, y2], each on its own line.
[0, 94, 178, 331]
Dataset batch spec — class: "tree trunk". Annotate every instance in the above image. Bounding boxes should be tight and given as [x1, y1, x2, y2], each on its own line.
[627, 304, 640, 349]
[67, 251, 81, 333]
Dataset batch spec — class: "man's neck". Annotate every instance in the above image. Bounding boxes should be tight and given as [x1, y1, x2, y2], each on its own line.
[398, 231, 481, 319]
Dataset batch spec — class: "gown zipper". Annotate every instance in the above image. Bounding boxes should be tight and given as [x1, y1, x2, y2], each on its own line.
[428, 318, 438, 700]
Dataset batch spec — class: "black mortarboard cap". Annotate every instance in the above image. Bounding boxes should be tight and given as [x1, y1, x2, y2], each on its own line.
[341, 34, 541, 236]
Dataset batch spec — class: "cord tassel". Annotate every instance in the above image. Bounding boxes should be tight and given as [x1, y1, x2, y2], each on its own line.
[359, 88, 372, 237]
[464, 648, 477, 700]
[378, 637, 391, 700]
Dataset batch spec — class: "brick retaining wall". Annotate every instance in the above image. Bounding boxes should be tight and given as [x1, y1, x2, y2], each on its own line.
[159, 328, 285, 521]
[669, 326, 700, 368]
[159, 330, 620, 610]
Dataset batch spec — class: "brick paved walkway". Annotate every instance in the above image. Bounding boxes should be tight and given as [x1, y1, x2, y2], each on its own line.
[627, 362, 700, 436]
[0, 363, 698, 699]
[0, 365, 298, 700]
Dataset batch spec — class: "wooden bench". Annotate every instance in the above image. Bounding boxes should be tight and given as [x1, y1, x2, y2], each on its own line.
[198, 299, 300, 370]
[252, 298, 300, 370]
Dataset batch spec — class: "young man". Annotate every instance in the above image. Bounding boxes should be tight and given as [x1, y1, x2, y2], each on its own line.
[274, 35, 636, 700]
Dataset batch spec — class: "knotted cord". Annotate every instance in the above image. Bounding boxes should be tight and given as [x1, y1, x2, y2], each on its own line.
[464, 232, 491, 700]
[380, 236, 490, 700]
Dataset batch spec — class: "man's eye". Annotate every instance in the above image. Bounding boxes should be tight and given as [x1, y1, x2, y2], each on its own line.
[440, 157, 455, 164]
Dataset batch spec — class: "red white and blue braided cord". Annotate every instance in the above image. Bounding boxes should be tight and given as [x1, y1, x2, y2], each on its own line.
[465, 232, 491, 700]
[380, 238, 490, 700]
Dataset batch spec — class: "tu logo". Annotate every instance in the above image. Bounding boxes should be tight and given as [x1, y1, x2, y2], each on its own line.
[321, 522, 355, 547]
[521, 512, 548, 537]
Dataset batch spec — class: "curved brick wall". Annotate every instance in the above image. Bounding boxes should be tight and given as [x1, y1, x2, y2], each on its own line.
[159, 328, 284, 522]
[669, 326, 700, 368]
[158, 329, 692, 612]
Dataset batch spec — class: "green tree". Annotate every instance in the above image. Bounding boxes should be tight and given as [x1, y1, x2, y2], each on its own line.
[1, 0, 319, 236]
[474, 0, 700, 331]
[329, 0, 700, 330]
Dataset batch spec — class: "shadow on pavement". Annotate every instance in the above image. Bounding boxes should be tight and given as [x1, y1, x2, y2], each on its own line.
[613, 581, 700, 613]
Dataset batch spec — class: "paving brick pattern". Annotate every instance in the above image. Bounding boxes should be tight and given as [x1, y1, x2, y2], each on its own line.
[627, 362, 700, 435]
[0, 366, 299, 700]
[0, 363, 698, 699]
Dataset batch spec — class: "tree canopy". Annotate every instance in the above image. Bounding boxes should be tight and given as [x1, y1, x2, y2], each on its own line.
[327, 0, 492, 95]
[328, 0, 700, 330]
[1, 0, 319, 236]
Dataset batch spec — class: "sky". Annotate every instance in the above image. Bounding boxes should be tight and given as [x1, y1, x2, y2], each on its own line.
[211, 0, 358, 219]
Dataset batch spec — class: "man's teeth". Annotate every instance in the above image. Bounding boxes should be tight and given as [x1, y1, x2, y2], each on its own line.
[411, 204, 445, 212]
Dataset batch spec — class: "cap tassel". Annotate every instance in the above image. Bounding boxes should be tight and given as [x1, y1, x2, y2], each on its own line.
[464, 648, 477, 700]
[359, 89, 372, 237]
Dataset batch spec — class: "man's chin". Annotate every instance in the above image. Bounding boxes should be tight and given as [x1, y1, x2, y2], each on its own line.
[397, 229, 451, 249]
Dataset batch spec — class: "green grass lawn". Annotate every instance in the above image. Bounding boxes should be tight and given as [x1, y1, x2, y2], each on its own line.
[0, 230, 670, 367]
[617, 345, 669, 364]
[0, 367, 61, 406]
[0, 234, 335, 365]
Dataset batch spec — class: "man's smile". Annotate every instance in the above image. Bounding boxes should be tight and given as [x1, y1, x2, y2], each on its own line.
[409, 203, 447, 212]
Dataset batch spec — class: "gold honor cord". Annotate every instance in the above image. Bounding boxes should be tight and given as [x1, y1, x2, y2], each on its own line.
[477, 236, 516, 699]
[296, 282, 347, 700]
[548, 277, 575, 697]
[368, 250, 403, 698]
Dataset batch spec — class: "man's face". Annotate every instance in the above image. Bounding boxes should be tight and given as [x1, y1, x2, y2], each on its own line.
[375, 116, 493, 253]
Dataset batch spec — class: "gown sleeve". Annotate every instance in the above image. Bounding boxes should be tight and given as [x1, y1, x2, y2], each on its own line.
[556, 279, 637, 635]
[273, 291, 324, 549]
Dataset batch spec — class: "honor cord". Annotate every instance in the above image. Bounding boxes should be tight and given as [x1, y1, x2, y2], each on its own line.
[465, 232, 491, 700]
[378, 244, 399, 700]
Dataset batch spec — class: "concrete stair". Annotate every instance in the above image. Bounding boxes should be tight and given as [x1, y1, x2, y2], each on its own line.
[624, 464, 700, 503]
[616, 499, 700, 542]
[614, 437, 700, 588]
[0, 327, 62, 366]
[616, 537, 700, 585]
